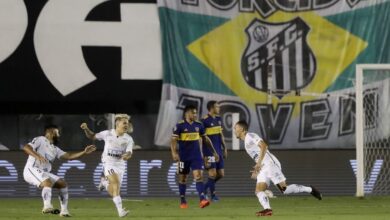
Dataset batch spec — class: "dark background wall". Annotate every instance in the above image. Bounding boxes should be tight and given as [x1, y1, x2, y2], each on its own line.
[0, 0, 162, 149]
[0, 0, 160, 114]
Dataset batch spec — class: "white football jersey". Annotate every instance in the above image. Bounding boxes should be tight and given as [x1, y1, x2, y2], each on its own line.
[244, 132, 280, 166]
[24, 136, 66, 172]
[96, 129, 134, 164]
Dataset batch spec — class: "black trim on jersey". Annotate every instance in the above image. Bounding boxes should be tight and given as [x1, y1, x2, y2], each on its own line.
[28, 168, 42, 184]
[266, 151, 280, 169]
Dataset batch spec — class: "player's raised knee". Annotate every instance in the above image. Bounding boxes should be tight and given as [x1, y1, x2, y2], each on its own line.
[54, 179, 67, 188]
[40, 179, 53, 188]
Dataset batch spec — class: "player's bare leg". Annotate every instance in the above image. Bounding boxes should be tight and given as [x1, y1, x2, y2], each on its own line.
[178, 174, 188, 208]
[193, 170, 209, 208]
[40, 179, 60, 215]
[277, 181, 322, 200]
[216, 169, 224, 181]
[107, 173, 128, 217]
[53, 179, 71, 217]
[255, 182, 273, 216]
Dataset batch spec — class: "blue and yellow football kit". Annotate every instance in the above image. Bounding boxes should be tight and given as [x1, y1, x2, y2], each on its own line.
[201, 114, 224, 170]
[172, 120, 206, 174]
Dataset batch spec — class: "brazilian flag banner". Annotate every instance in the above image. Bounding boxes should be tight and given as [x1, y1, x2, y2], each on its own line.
[154, 0, 390, 149]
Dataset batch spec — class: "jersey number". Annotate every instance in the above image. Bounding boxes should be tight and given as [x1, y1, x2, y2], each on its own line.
[177, 162, 185, 173]
[207, 156, 216, 163]
[108, 169, 116, 175]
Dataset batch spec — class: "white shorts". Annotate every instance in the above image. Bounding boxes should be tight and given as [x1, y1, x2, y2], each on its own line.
[103, 163, 125, 185]
[256, 163, 286, 186]
[23, 166, 60, 188]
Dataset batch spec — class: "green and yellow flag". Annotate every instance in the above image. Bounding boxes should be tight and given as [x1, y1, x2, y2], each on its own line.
[155, 0, 390, 149]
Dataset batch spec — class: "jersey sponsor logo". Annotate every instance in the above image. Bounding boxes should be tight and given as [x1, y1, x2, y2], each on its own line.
[241, 17, 316, 97]
[205, 126, 222, 135]
[179, 132, 200, 141]
[107, 153, 121, 158]
[107, 149, 123, 158]
[195, 127, 199, 132]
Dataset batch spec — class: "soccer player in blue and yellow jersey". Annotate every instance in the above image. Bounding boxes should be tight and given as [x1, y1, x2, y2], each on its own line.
[201, 101, 227, 202]
[171, 105, 219, 209]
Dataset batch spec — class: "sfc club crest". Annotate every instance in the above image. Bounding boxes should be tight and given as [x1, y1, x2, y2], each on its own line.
[241, 17, 316, 95]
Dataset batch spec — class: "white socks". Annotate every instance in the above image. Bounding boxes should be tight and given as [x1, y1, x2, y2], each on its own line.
[256, 191, 271, 210]
[284, 184, 312, 195]
[42, 187, 52, 208]
[59, 187, 69, 212]
[113, 196, 123, 213]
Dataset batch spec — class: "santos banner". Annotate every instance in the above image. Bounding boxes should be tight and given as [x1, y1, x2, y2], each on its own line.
[154, 0, 390, 149]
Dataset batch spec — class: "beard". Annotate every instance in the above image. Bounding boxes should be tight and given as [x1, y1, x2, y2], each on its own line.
[52, 136, 59, 145]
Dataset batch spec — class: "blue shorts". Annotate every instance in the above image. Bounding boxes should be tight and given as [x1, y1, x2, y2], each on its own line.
[205, 156, 224, 170]
[177, 160, 204, 175]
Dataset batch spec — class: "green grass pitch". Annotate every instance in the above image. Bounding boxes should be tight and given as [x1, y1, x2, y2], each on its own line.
[0, 196, 389, 220]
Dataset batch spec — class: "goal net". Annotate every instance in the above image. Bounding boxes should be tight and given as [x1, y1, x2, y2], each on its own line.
[355, 64, 390, 197]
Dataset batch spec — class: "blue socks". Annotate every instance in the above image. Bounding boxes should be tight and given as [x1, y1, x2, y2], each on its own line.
[196, 182, 206, 201]
[179, 183, 187, 203]
[205, 178, 216, 195]
[208, 178, 216, 195]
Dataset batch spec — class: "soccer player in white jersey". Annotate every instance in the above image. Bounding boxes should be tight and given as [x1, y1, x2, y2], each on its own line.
[80, 114, 133, 217]
[23, 124, 96, 217]
[234, 120, 322, 216]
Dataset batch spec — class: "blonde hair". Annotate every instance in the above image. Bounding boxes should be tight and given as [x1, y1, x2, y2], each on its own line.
[114, 114, 130, 122]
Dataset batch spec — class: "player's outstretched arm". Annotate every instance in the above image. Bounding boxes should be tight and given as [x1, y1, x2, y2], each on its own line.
[203, 136, 219, 162]
[60, 145, 96, 160]
[23, 144, 47, 164]
[80, 123, 96, 140]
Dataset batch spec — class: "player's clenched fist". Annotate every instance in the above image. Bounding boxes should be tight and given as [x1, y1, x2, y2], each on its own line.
[172, 152, 180, 161]
[80, 123, 88, 130]
[204, 157, 211, 169]
[213, 153, 220, 162]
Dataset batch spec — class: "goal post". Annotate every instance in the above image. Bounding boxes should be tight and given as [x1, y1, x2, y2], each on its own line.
[355, 64, 390, 197]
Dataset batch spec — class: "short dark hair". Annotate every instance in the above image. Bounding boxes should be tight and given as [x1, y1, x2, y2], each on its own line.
[183, 105, 197, 114]
[236, 120, 248, 131]
[44, 124, 58, 133]
[207, 101, 217, 111]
